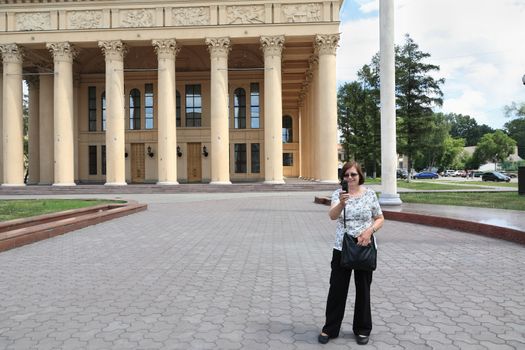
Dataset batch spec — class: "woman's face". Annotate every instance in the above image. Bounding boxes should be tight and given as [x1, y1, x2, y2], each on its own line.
[344, 166, 360, 186]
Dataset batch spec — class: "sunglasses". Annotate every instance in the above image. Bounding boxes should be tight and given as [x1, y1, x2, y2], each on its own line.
[344, 172, 359, 178]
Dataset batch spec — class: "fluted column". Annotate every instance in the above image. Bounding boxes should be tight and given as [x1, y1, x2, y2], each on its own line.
[260, 35, 285, 184]
[0, 72, 3, 183]
[379, 0, 401, 205]
[315, 34, 339, 183]
[39, 72, 54, 184]
[0, 44, 25, 186]
[27, 77, 40, 184]
[206, 37, 231, 184]
[153, 39, 180, 185]
[47, 42, 77, 186]
[309, 55, 320, 181]
[99, 40, 127, 186]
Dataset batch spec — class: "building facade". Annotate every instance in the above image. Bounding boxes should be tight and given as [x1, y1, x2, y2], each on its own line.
[0, 0, 342, 185]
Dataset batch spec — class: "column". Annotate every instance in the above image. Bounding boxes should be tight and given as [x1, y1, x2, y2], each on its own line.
[315, 34, 340, 183]
[379, 0, 401, 205]
[0, 72, 3, 183]
[260, 35, 285, 184]
[153, 39, 179, 185]
[310, 55, 320, 181]
[39, 73, 54, 184]
[47, 42, 77, 186]
[206, 37, 231, 184]
[27, 76, 40, 184]
[0, 44, 25, 186]
[99, 40, 127, 185]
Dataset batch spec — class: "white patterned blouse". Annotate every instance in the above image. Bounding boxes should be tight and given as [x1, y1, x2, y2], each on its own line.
[330, 187, 383, 251]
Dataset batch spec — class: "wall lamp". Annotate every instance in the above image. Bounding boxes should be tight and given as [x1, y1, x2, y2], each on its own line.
[147, 146, 155, 158]
[177, 146, 183, 157]
[202, 146, 209, 157]
[125, 150, 128, 158]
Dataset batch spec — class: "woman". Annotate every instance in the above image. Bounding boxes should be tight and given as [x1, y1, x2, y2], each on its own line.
[318, 161, 384, 345]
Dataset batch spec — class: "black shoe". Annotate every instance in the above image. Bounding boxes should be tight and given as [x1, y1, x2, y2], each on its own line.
[356, 334, 369, 345]
[318, 333, 330, 344]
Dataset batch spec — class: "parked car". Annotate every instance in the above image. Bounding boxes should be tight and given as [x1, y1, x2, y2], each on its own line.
[501, 172, 517, 178]
[444, 170, 456, 177]
[481, 171, 510, 182]
[412, 171, 439, 179]
[397, 169, 408, 179]
[472, 171, 484, 178]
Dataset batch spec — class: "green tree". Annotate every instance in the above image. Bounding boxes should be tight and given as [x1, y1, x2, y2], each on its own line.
[473, 130, 516, 169]
[440, 135, 466, 170]
[504, 101, 525, 158]
[413, 113, 449, 170]
[395, 34, 444, 176]
[445, 113, 495, 146]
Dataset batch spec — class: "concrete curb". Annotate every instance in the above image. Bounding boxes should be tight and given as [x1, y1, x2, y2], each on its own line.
[0, 201, 147, 252]
[314, 196, 525, 246]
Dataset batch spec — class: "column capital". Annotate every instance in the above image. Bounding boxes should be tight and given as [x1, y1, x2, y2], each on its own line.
[98, 40, 127, 60]
[315, 34, 340, 55]
[308, 54, 319, 69]
[0, 43, 24, 64]
[260, 35, 285, 57]
[46, 42, 78, 62]
[205, 37, 231, 59]
[152, 39, 180, 59]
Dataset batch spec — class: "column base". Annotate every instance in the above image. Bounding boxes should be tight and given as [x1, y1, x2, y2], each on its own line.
[39, 182, 53, 185]
[264, 180, 285, 184]
[209, 181, 232, 185]
[378, 193, 402, 206]
[52, 182, 76, 186]
[157, 181, 179, 185]
[105, 182, 128, 186]
[1, 183, 26, 187]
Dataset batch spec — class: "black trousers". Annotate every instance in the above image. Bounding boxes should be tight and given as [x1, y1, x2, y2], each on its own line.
[322, 249, 373, 338]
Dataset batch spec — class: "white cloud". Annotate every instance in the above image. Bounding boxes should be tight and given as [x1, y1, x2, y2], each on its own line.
[337, 0, 525, 129]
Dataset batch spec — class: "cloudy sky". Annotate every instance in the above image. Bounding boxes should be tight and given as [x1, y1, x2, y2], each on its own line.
[336, 0, 525, 129]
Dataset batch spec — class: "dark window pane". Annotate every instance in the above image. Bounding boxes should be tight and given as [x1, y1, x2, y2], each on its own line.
[101, 145, 106, 175]
[130, 88, 141, 130]
[185, 84, 202, 128]
[234, 143, 247, 173]
[283, 153, 293, 166]
[89, 145, 97, 175]
[251, 143, 260, 173]
[101, 92, 106, 131]
[234, 88, 246, 129]
[88, 87, 97, 131]
[176, 90, 181, 127]
[282, 115, 293, 143]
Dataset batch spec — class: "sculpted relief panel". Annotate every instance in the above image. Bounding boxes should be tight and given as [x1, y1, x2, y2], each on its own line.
[120, 9, 154, 28]
[68, 11, 104, 29]
[172, 7, 210, 26]
[15, 12, 51, 31]
[282, 3, 322, 23]
[226, 5, 265, 24]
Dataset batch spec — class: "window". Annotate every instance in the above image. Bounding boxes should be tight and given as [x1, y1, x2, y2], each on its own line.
[251, 143, 260, 173]
[283, 153, 293, 166]
[88, 87, 97, 131]
[145, 83, 154, 129]
[129, 88, 141, 130]
[185, 84, 202, 127]
[176, 90, 181, 127]
[282, 115, 293, 143]
[234, 88, 246, 129]
[89, 145, 97, 175]
[101, 92, 106, 131]
[101, 145, 106, 176]
[234, 143, 247, 173]
[250, 83, 260, 128]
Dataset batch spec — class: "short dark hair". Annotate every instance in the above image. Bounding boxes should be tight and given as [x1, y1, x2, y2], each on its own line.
[340, 161, 365, 185]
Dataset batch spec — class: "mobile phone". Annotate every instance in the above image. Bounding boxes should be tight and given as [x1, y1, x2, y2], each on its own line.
[341, 180, 348, 193]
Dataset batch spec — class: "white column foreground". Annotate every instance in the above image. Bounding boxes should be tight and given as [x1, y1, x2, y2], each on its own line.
[315, 34, 340, 184]
[261, 35, 285, 184]
[47, 42, 77, 186]
[206, 37, 231, 184]
[379, 0, 402, 205]
[0, 44, 25, 186]
[99, 40, 127, 186]
[153, 39, 179, 185]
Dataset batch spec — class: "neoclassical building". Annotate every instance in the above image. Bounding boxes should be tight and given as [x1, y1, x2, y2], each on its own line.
[0, 0, 342, 186]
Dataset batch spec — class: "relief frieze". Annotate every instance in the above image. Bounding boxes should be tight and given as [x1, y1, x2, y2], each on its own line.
[68, 10, 104, 29]
[172, 7, 210, 26]
[120, 9, 154, 28]
[226, 5, 264, 24]
[15, 12, 51, 31]
[282, 3, 322, 23]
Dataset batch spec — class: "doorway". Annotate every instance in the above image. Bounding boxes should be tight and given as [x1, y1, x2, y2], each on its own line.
[131, 143, 145, 183]
[187, 143, 202, 183]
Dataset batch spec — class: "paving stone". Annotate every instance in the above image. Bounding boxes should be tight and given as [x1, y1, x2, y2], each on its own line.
[0, 192, 524, 350]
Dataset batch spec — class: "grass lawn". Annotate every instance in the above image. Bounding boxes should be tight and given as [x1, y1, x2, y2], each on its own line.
[0, 199, 121, 222]
[365, 178, 486, 190]
[434, 180, 518, 188]
[400, 192, 525, 211]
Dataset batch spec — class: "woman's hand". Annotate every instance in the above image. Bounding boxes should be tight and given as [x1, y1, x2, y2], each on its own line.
[357, 229, 372, 246]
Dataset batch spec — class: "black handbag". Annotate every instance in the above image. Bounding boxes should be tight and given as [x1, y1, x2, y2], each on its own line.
[341, 233, 377, 271]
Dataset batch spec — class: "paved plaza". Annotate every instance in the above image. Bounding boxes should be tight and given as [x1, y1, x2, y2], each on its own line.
[0, 192, 524, 349]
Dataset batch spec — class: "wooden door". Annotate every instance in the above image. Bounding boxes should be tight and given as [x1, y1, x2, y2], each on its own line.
[187, 143, 202, 183]
[131, 143, 145, 183]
